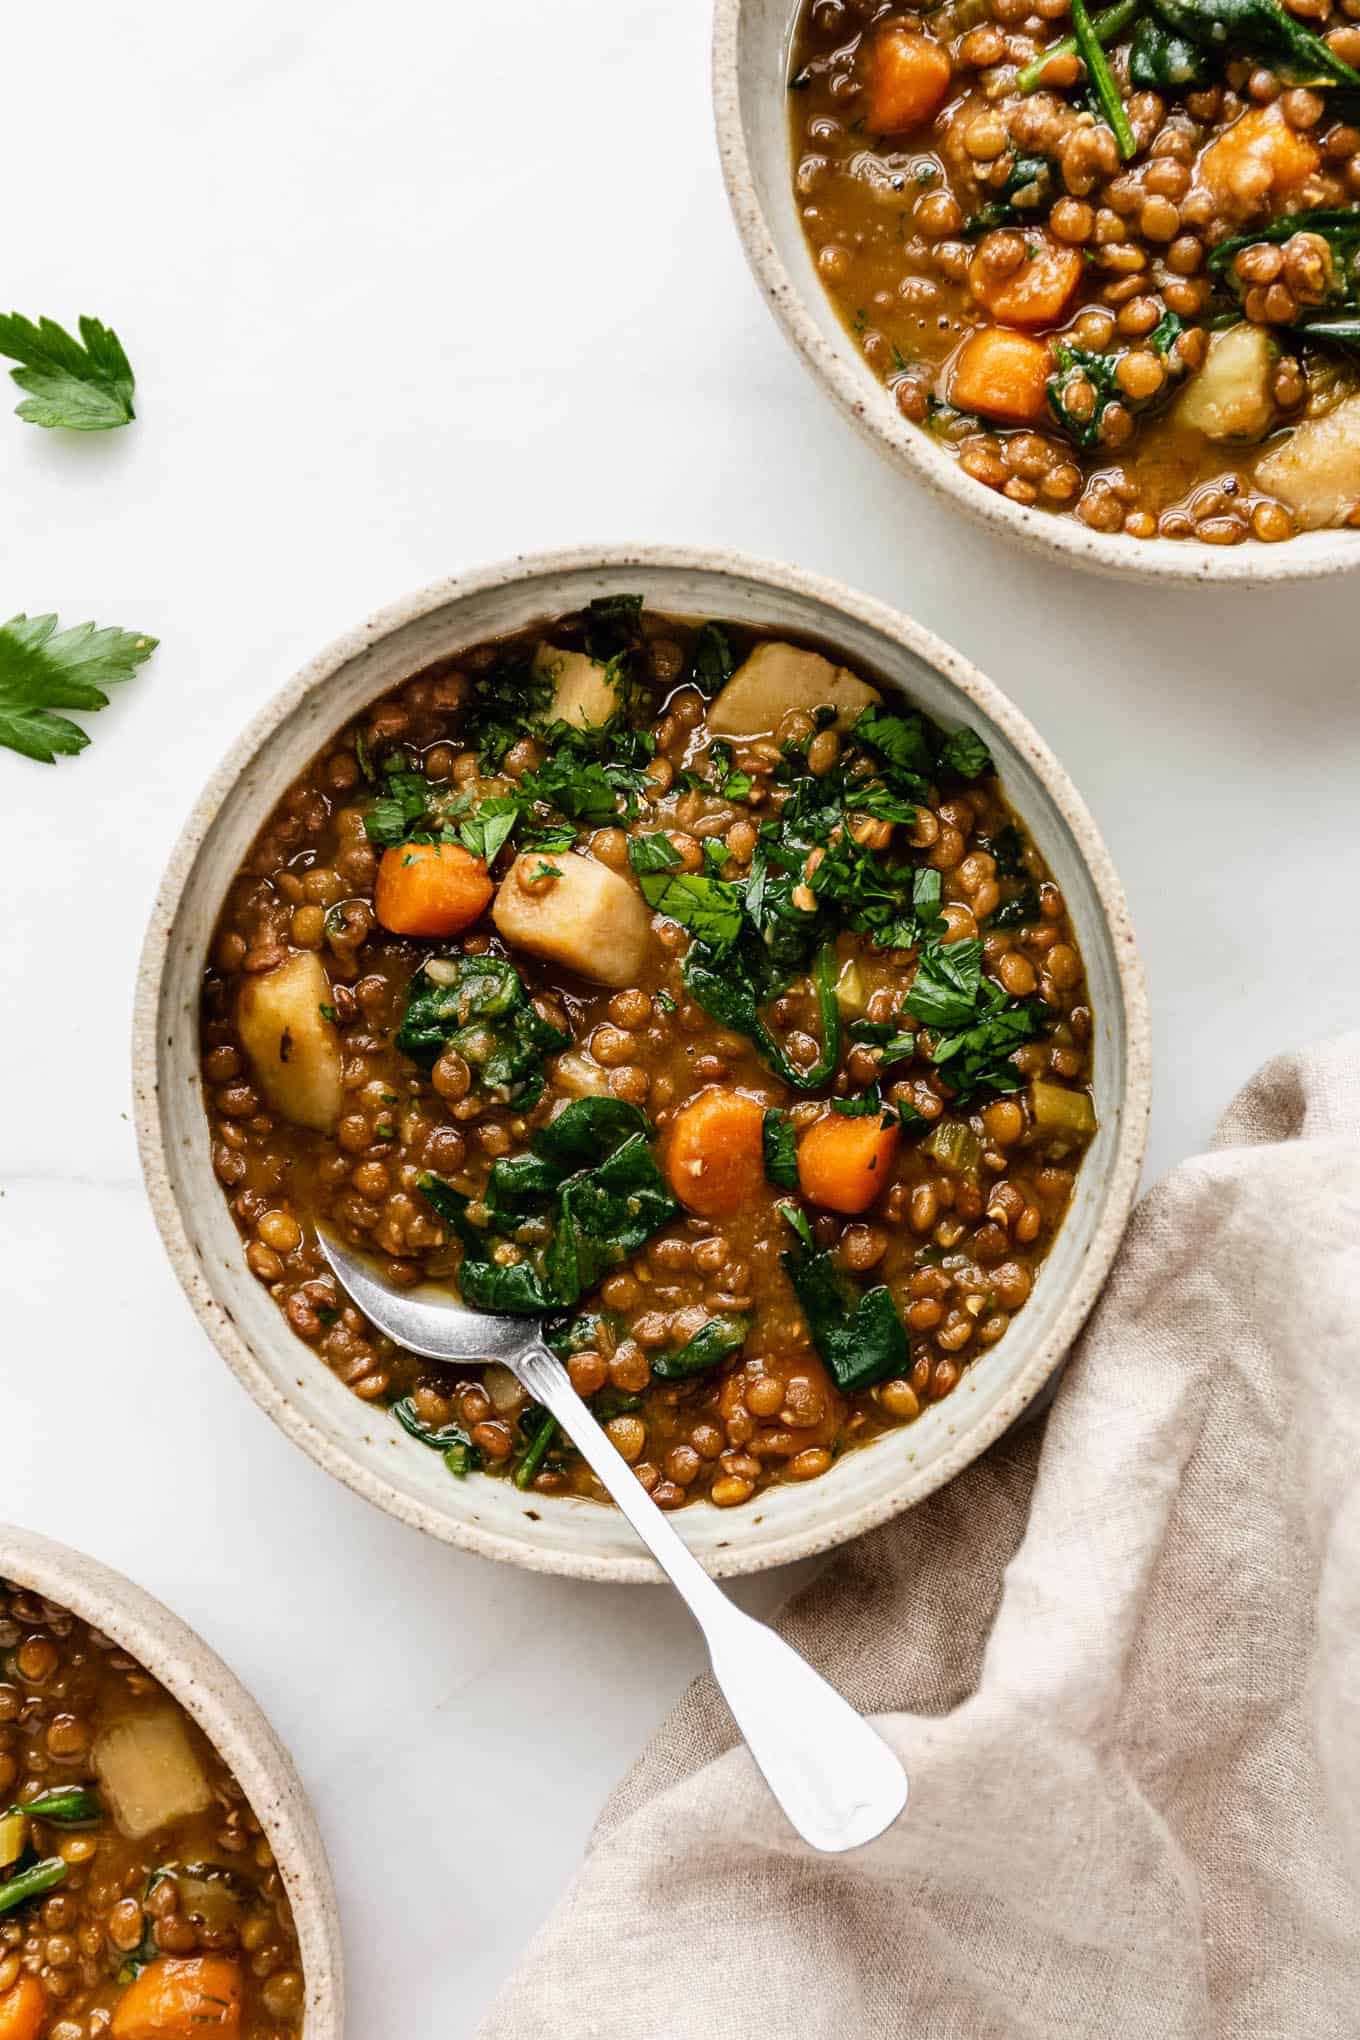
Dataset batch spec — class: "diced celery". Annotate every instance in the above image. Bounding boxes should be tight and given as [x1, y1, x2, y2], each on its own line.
[1029, 1081, 1097, 1139]
[922, 1120, 982, 1180]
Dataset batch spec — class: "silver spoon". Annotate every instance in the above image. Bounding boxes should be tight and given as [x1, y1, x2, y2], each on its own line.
[317, 1230, 908, 1854]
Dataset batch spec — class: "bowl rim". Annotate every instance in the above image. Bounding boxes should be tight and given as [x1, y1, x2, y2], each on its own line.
[133, 543, 1151, 1583]
[711, 0, 1360, 587]
[0, 1521, 344, 2035]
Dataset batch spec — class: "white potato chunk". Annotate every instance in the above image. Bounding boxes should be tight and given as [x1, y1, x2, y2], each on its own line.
[551, 1048, 613, 1098]
[237, 950, 343, 1133]
[1255, 394, 1360, 529]
[707, 641, 880, 739]
[492, 852, 651, 987]
[532, 643, 619, 731]
[1176, 324, 1276, 443]
[93, 1710, 213, 1841]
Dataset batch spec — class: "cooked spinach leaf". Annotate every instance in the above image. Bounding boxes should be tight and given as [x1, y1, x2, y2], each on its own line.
[1129, 14, 1211, 85]
[762, 1108, 800, 1190]
[583, 593, 645, 661]
[396, 956, 569, 1106]
[964, 155, 1056, 234]
[1147, 0, 1360, 84]
[684, 938, 842, 1090]
[392, 1396, 481, 1478]
[780, 1226, 911, 1394]
[651, 1315, 750, 1380]
[419, 1098, 677, 1314]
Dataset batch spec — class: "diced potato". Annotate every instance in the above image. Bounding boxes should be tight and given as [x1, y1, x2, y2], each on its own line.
[835, 957, 868, 1017]
[93, 1710, 213, 1842]
[0, 1812, 26, 1870]
[708, 641, 879, 739]
[492, 852, 651, 987]
[1029, 1080, 1097, 1139]
[1176, 323, 1276, 444]
[483, 1363, 525, 1415]
[550, 1049, 612, 1098]
[1198, 104, 1320, 215]
[950, 327, 1052, 425]
[531, 643, 619, 732]
[1255, 394, 1360, 529]
[967, 236, 1083, 329]
[237, 950, 342, 1134]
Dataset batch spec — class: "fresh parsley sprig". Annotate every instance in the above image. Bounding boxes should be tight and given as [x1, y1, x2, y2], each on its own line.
[0, 314, 135, 431]
[0, 613, 157, 764]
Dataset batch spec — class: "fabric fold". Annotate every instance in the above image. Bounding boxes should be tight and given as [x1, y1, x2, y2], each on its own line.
[480, 1039, 1360, 2040]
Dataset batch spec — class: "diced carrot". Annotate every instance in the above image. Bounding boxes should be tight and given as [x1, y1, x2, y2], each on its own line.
[863, 24, 953, 135]
[1198, 103, 1320, 214]
[968, 235, 1084, 328]
[950, 327, 1053, 425]
[0, 1977, 48, 2040]
[665, 1088, 766, 1219]
[110, 1959, 242, 2040]
[797, 1111, 900, 1216]
[374, 840, 493, 939]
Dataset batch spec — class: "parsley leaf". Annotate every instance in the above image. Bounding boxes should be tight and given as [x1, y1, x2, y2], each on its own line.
[0, 612, 157, 764]
[0, 313, 135, 430]
[852, 706, 934, 792]
[457, 796, 520, 865]
[363, 764, 432, 847]
[904, 939, 984, 1031]
[690, 622, 737, 695]
[627, 837, 745, 945]
[940, 726, 993, 780]
[931, 987, 1046, 1100]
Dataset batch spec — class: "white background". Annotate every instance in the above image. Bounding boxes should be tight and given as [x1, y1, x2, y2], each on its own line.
[4, 1, 1359, 2032]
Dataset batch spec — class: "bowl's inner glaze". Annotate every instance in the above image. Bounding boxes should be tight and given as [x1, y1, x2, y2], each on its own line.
[144, 557, 1144, 1577]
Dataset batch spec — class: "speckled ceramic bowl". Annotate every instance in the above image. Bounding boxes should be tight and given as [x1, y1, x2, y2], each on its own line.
[0, 1522, 343, 2034]
[713, 0, 1360, 585]
[134, 547, 1150, 1583]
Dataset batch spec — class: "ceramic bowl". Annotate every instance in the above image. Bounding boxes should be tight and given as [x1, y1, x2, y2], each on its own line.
[713, 0, 1360, 586]
[0, 1522, 343, 2033]
[134, 546, 1150, 1583]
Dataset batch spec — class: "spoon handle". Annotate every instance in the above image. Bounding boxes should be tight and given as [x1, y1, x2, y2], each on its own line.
[515, 1343, 908, 1854]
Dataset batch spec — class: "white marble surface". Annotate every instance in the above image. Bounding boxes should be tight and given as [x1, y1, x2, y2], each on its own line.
[4, 0, 1360, 2031]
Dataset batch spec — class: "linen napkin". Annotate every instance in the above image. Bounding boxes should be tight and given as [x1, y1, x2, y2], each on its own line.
[479, 1038, 1360, 2040]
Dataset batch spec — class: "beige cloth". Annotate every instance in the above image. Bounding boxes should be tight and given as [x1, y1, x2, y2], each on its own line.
[480, 1041, 1360, 2039]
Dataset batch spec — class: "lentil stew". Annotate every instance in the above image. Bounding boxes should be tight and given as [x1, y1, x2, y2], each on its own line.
[0, 1584, 303, 2039]
[790, 0, 1360, 543]
[201, 600, 1097, 1515]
